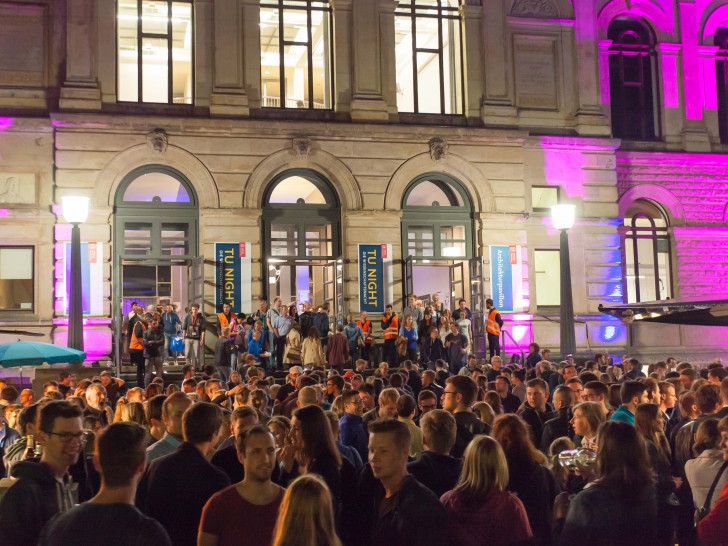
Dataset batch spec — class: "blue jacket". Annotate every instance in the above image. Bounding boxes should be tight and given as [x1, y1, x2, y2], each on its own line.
[339, 412, 368, 462]
[343, 322, 364, 350]
[247, 336, 265, 362]
[161, 312, 181, 335]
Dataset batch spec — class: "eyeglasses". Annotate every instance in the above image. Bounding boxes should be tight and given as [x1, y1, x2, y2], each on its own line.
[420, 404, 437, 410]
[45, 431, 88, 444]
[442, 390, 458, 397]
[346, 399, 363, 406]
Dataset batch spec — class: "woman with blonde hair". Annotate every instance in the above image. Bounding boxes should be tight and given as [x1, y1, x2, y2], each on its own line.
[472, 401, 495, 426]
[271, 474, 341, 546]
[548, 436, 576, 491]
[441, 435, 532, 546]
[570, 401, 606, 450]
[120, 401, 146, 426]
[113, 397, 128, 422]
[300, 326, 325, 368]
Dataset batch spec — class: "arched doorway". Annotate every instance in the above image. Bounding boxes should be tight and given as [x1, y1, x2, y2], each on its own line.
[113, 165, 200, 368]
[262, 169, 343, 327]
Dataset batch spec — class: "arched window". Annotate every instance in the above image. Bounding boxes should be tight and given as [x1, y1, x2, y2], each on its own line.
[401, 175, 472, 260]
[262, 170, 340, 260]
[715, 29, 728, 143]
[608, 17, 658, 141]
[623, 200, 672, 303]
[260, 0, 333, 109]
[394, 0, 463, 115]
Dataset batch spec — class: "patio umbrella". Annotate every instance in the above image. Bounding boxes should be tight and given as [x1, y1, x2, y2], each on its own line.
[0, 341, 86, 368]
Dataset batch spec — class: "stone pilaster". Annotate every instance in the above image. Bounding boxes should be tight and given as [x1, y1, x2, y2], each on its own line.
[59, 0, 102, 110]
[210, 0, 250, 116]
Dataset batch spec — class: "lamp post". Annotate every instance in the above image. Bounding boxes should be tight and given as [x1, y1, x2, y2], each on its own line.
[62, 196, 90, 358]
[551, 204, 576, 358]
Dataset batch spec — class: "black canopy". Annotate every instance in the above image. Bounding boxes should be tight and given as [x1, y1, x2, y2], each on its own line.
[598, 297, 728, 327]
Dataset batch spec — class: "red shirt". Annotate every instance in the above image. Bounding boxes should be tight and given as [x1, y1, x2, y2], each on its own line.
[699, 480, 728, 546]
[199, 484, 283, 546]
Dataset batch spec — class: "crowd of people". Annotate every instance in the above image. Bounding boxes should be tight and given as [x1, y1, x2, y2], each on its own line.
[121, 294, 504, 392]
[0, 305, 728, 544]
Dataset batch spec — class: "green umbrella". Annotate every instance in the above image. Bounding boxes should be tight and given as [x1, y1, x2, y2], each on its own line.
[0, 341, 86, 367]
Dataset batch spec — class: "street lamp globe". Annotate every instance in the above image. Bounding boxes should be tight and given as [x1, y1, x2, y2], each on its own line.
[551, 204, 576, 230]
[62, 196, 90, 224]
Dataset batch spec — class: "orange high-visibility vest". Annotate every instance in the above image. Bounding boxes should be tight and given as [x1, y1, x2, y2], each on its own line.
[486, 309, 501, 336]
[129, 321, 147, 350]
[357, 320, 373, 343]
[383, 315, 399, 340]
[218, 312, 231, 338]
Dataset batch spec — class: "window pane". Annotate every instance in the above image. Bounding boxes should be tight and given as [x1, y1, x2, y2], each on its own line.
[0, 248, 33, 311]
[394, 16, 415, 113]
[123, 172, 191, 203]
[442, 17, 462, 114]
[417, 51, 441, 113]
[625, 238, 637, 303]
[142, 0, 168, 34]
[440, 226, 466, 257]
[123, 265, 157, 297]
[405, 179, 463, 207]
[124, 223, 153, 256]
[532, 186, 558, 209]
[118, 0, 139, 101]
[415, 17, 438, 49]
[285, 44, 310, 107]
[636, 237, 657, 301]
[407, 225, 435, 257]
[311, 9, 332, 109]
[142, 37, 169, 103]
[271, 224, 298, 256]
[268, 176, 326, 204]
[535, 250, 560, 306]
[657, 239, 671, 300]
[172, 3, 193, 104]
[261, 7, 282, 107]
[161, 223, 189, 256]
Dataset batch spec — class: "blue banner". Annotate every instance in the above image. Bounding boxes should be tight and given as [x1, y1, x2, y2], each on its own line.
[490, 245, 514, 312]
[215, 243, 242, 313]
[359, 244, 385, 312]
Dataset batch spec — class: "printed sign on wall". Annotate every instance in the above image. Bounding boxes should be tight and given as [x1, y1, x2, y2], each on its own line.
[215, 242, 252, 313]
[358, 244, 393, 313]
[489, 245, 523, 313]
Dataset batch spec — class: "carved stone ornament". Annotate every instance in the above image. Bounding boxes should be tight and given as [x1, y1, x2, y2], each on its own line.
[429, 137, 449, 162]
[292, 137, 312, 160]
[146, 129, 168, 154]
[510, 0, 558, 18]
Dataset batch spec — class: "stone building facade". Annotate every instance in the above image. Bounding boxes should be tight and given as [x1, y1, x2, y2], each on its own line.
[1, 0, 728, 367]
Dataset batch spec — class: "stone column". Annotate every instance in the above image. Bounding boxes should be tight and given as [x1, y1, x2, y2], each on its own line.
[699, 46, 720, 143]
[210, 0, 249, 116]
[348, 0, 390, 121]
[460, 2, 485, 124]
[481, 0, 517, 125]
[573, 0, 610, 136]
[597, 40, 612, 122]
[59, 0, 102, 110]
[331, 0, 353, 114]
[195, 0, 214, 108]
[679, 1, 710, 151]
[242, 0, 262, 109]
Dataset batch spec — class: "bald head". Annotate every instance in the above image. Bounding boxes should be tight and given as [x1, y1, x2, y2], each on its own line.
[297, 386, 318, 407]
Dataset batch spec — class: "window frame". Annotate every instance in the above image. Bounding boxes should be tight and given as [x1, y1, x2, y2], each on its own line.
[259, 0, 334, 110]
[116, 0, 195, 105]
[607, 17, 659, 141]
[394, 0, 465, 116]
[623, 211, 673, 303]
[531, 185, 560, 213]
[0, 245, 34, 313]
[262, 169, 341, 261]
[401, 174, 473, 261]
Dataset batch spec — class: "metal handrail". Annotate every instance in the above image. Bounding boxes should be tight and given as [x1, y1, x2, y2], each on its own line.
[501, 329, 525, 366]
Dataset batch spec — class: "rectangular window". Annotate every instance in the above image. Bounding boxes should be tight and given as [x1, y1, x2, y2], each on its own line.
[532, 186, 559, 212]
[0, 247, 33, 311]
[395, 0, 463, 115]
[534, 250, 560, 307]
[123, 222, 153, 256]
[117, 0, 193, 104]
[260, 0, 333, 110]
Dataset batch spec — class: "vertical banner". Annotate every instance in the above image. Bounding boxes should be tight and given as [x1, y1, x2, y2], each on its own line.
[215, 242, 252, 313]
[61, 242, 104, 315]
[358, 244, 393, 312]
[489, 245, 523, 313]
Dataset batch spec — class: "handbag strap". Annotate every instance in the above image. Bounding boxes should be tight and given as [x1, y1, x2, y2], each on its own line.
[703, 460, 728, 510]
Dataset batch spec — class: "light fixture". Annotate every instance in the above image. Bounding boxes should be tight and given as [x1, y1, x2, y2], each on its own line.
[62, 196, 90, 224]
[551, 204, 576, 230]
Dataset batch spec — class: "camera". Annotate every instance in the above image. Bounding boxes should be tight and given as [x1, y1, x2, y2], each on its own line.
[558, 448, 597, 470]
